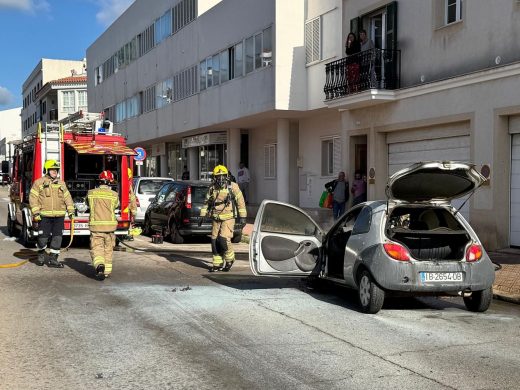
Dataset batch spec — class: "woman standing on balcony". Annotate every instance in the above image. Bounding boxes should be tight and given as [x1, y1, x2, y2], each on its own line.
[345, 32, 360, 93]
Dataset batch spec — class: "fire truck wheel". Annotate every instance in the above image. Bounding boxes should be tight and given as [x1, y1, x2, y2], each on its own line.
[22, 220, 35, 248]
[7, 212, 18, 237]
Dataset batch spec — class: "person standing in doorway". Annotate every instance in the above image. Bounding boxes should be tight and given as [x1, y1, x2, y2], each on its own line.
[181, 166, 190, 180]
[325, 171, 349, 220]
[351, 170, 367, 206]
[237, 162, 250, 203]
[87, 170, 119, 280]
[29, 160, 75, 268]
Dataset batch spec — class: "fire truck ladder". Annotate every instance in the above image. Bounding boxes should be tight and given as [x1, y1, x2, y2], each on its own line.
[39, 122, 62, 166]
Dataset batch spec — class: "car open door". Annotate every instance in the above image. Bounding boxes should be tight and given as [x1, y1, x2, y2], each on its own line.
[249, 200, 324, 276]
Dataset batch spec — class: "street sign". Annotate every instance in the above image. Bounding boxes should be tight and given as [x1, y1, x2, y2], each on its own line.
[134, 147, 146, 161]
[135, 161, 143, 165]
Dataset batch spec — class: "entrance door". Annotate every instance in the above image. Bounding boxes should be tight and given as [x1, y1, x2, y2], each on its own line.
[199, 143, 227, 181]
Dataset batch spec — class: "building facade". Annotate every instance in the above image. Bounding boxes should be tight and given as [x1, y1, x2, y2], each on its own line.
[0, 107, 22, 163]
[21, 58, 87, 138]
[87, 0, 520, 250]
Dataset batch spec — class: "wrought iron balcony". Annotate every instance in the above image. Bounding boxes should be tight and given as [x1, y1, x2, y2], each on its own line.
[324, 48, 401, 101]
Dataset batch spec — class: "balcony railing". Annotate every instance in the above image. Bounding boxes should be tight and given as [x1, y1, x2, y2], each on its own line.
[324, 48, 401, 100]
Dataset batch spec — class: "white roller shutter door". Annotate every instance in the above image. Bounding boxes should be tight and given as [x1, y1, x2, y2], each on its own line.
[510, 132, 520, 246]
[388, 135, 471, 220]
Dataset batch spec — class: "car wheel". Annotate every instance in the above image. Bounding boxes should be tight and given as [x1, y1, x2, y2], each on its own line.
[143, 216, 152, 236]
[463, 287, 492, 312]
[22, 219, 35, 248]
[169, 224, 184, 244]
[231, 233, 242, 243]
[7, 212, 18, 237]
[358, 270, 385, 314]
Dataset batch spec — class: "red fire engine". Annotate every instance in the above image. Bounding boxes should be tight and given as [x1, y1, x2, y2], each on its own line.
[7, 111, 136, 246]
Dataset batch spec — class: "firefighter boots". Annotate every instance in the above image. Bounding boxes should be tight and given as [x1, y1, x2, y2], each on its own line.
[36, 250, 46, 266]
[95, 264, 105, 281]
[222, 262, 233, 272]
[209, 265, 223, 272]
[47, 253, 64, 268]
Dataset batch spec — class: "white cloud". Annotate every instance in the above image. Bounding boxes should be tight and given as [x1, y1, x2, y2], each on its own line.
[0, 87, 14, 106]
[0, 0, 49, 12]
[95, 0, 134, 27]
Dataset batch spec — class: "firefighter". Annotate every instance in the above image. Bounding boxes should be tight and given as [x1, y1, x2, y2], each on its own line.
[29, 159, 75, 267]
[200, 164, 247, 272]
[87, 170, 119, 280]
[125, 168, 138, 240]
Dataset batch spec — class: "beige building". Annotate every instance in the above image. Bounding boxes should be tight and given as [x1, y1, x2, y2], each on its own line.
[87, 0, 520, 249]
[21, 59, 87, 138]
[0, 107, 22, 163]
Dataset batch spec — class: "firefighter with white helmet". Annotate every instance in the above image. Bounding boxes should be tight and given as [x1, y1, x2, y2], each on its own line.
[200, 164, 247, 272]
[29, 159, 75, 267]
[87, 170, 119, 280]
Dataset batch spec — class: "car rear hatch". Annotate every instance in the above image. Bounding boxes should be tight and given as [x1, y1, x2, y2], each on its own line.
[384, 162, 487, 261]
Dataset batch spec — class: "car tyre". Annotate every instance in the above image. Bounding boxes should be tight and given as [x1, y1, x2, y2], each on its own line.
[143, 216, 152, 236]
[231, 233, 242, 244]
[358, 270, 385, 314]
[169, 223, 184, 244]
[463, 287, 492, 312]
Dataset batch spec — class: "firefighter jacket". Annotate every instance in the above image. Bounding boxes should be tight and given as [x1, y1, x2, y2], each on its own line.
[200, 182, 247, 221]
[29, 176, 74, 217]
[87, 185, 119, 232]
[129, 186, 137, 216]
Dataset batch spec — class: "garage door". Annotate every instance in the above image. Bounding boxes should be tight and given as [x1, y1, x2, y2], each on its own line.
[510, 133, 520, 246]
[388, 135, 471, 220]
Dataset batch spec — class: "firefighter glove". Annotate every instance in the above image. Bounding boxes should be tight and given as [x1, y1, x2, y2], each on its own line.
[34, 214, 42, 222]
[238, 217, 247, 225]
[68, 212, 75, 220]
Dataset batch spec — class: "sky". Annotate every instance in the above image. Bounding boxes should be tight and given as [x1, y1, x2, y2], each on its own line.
[0, 0, 135, 110]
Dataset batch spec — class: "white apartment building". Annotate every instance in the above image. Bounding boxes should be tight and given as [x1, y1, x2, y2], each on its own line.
[21, 59, 87, 138]
[87, 0, 520, 250]
[0, 107, 22, 162]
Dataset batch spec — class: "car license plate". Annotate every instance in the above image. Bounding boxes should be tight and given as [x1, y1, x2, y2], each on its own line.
[74, 223, 89, 229]
[420, 272, 463, 282]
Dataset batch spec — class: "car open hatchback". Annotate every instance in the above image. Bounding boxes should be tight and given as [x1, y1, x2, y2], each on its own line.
[249, 162, 495, 314]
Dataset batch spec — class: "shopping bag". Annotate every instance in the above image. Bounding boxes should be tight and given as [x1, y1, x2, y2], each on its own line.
[323, 193, 333, 209]
[319, 190, 328, 207]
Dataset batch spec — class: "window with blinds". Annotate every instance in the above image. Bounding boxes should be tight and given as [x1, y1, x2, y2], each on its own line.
[321, 137, 341, 176]
[305, 17, 321, 64]
[264, 144, 277, 179]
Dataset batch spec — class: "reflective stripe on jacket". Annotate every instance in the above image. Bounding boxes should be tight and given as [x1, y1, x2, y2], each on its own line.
[87, 185, 119, 232]
[200, 182, 247, 221]
[29, 176, 74, 217]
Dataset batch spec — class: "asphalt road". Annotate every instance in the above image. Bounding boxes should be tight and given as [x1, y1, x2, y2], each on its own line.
[0, 188, 519, 390]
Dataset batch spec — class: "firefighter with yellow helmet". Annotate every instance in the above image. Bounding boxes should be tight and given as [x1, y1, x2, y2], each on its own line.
[200, 164, 247, 272]
[87, 170, 119, 280]
[29, 159, 75, 267]
[124, 168, 140, 239]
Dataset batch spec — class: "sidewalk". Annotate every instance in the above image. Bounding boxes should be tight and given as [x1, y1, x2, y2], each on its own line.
[488, 249, 520, 304]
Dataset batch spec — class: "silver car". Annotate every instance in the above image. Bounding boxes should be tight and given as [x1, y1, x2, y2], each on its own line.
[249, 162, 495, 314]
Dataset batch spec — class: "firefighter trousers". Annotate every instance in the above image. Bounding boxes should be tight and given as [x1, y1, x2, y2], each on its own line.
[37, 216, 64, 256]
[210, 218, 235, 267]
[90, 232, 116, 275]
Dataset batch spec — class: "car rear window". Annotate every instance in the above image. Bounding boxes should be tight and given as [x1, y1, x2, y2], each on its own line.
[191, 186, 209, 204]
[138, 179, 172, 195]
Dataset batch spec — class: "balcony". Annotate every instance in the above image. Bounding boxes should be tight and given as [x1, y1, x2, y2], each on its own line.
[324, 48, 401, 109]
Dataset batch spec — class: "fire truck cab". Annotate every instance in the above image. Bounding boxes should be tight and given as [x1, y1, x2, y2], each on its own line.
[7, 111, 136, 246]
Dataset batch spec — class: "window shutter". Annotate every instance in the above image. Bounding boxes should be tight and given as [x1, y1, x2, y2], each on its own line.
[333, 137, 342, 174]
[305, 17, 321, 64]
[385, 1, 398, 51]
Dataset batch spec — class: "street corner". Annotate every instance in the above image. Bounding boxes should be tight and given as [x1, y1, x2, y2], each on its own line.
[493, 264, 520, 304]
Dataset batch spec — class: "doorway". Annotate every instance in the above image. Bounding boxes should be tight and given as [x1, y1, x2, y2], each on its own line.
[199, 143, 227, 181]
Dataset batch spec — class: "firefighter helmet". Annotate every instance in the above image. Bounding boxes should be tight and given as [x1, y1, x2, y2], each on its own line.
[99, 170, 115, 183]
[43, 159, 60, 174]
[213, 165, 228, 176]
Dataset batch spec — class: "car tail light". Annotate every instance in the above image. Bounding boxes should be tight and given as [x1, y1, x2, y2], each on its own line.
[466, 243, 483, 262]
[183, 218, 190, 223]
[186, 186, 192, 209]
[383, 242, 411, 261]
[118, 221, 130, 229]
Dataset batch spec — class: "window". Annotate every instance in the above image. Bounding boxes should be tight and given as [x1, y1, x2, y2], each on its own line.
[199, 60, 207, 91]
[206, 57, 213, 88]
[220, 49, 229, 82]
[156, 78, 173, 109]
[78, 90, 87, 111]
[260, 203, 317, 236]
[212, 54, 220, 86]
[264, 144, 276, 178]
[139, 24, 155, 56]
[62, 91, 75, 113]
[173, 65, 197, 101]
[352, 206, 372, 235]
[126, 95, 140, 118]
[321, 137, 341, 176]
[115, 101, 126, 123]
[155, 9, 172, 45]
[245, 36, 254, 74]
[172, 0, 196, 34]
[305, 17, 321, 64]
[254, 33, 262, 69]
[234, 42, 243, 78]
[445, 0, 462, 24]
[142, 85, 156, 113]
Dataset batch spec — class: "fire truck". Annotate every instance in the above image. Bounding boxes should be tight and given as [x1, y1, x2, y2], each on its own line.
[7, 111, 136, 246]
